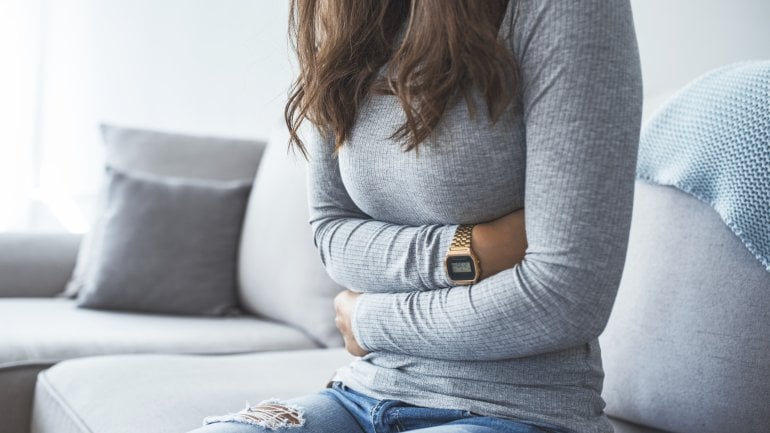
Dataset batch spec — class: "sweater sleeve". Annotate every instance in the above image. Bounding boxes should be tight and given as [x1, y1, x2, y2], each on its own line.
[305, 124, 458, 293]
[350, 0, 643, 361]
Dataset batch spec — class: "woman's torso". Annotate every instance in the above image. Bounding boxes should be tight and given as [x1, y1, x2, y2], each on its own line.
[333, 87, 611, 433]
[338, 89, 525, 226]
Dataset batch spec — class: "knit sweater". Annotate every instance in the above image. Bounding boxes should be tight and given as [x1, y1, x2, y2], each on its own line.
[305, 1, 643, 432]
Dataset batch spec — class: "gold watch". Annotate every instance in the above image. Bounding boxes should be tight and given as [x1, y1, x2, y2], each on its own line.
[444, 224, 481, 285]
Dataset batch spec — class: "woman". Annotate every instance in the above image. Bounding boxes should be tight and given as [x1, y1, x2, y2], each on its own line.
[193, 0, 642, 432]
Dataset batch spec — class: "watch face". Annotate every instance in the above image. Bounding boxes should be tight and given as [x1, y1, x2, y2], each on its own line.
[446, 256, 477, 282]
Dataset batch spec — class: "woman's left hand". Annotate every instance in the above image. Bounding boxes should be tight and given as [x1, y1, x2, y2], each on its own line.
[334, 290, 368, 357]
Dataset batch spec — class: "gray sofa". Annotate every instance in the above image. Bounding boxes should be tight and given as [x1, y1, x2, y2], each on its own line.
[0, 127, 343, 433]
[2, 137, 768, 433]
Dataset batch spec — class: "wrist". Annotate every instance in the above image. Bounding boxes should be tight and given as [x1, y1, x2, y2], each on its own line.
[471, 223, 505, 280]
[471, 213, 527, 280]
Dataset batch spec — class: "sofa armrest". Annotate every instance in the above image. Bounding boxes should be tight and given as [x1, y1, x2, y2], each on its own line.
[0, 232, 81, 298]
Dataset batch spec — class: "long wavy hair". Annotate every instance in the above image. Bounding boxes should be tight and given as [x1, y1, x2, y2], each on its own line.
[285, 0, 516, 155]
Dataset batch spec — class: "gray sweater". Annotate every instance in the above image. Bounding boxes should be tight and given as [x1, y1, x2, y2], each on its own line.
[305, 1, 643, 432]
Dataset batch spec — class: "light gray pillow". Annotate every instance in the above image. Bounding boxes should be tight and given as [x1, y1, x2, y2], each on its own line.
[77, 166, 252, 316]
[600, 181, 770, 433]
[64, 124, 265, 297]
[99, 124, 265, 181]
[238, 128, 343, 347]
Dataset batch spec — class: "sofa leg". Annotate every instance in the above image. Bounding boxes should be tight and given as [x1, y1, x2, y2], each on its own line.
[0, 364, 51, 433]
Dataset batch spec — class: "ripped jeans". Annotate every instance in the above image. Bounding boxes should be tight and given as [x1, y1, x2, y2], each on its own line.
[187, 382, 569, 433]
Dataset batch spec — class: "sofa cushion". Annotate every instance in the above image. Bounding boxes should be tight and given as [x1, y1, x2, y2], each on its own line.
[0, 299, 317, 369]
[76, 166, 251, 316]
[29, 349, 665, 433]
[65, 124, 265, 297]
[98, 124, 265, 181]
[600, 181, 770, 433]
[238, 128, 343, 347]
[31, 349, 355, 433]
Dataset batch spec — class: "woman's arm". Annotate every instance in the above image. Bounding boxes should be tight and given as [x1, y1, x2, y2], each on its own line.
[306, 125, 526, 293]
[348, 0, 643, 361]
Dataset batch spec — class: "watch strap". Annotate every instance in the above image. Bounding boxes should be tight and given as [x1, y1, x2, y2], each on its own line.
[449, 224, 475, 251]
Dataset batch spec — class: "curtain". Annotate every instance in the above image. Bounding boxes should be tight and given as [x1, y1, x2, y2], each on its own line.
[0, 0, 91, 233]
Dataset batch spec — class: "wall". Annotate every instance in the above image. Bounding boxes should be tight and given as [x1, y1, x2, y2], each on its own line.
[631, 0, 770, 117]
[37, 0, 292, 215]
[632, 0, 770, 95]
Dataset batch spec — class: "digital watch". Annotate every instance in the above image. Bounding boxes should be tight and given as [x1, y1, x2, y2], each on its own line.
[444, 224, 481, 285]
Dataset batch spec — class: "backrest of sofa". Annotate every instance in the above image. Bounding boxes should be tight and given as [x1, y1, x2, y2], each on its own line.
[237, 127, 344, 348]
[600, 181, 770, 433]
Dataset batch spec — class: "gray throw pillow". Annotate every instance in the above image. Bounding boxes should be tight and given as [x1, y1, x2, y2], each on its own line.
[238, 128, 343, 347]
[63, 124, 265, 297]
[77, 166, 252, 316]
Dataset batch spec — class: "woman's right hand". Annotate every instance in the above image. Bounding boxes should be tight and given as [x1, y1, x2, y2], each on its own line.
[471, 208, 527, 281]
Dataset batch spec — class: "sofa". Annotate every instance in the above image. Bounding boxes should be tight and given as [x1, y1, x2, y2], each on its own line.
[2, 107, 769, 433]
[0, 125, 344, 433]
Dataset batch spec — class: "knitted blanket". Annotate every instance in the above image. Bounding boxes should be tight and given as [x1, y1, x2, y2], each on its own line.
[637, 60, 770, 272]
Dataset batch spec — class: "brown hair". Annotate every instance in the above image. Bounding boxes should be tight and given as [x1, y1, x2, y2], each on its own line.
[285, 0, 516, 155]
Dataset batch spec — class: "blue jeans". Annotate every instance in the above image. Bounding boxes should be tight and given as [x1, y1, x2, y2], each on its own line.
[187, 382, 566, 433]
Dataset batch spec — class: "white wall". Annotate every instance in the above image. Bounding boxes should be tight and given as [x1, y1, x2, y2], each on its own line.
[41, 0, 291, 138]
[35, 0, 293, 225]
[630, 0, 770, 116]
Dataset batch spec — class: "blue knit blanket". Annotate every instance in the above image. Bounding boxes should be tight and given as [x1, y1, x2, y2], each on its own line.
[637, 60, 770, 272]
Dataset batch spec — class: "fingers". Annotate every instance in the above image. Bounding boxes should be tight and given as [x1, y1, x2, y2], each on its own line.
[333, 290, 367, 356]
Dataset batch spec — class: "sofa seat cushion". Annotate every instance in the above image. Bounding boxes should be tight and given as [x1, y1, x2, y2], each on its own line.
[30, 348, 669, 433]
[0, 298, 318, 368]
[31, 349, 355, 433]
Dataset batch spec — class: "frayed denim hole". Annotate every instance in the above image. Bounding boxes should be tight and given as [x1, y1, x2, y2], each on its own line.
[203, 399, 305, 430]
